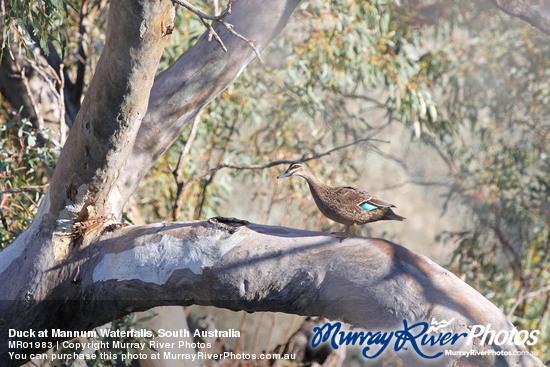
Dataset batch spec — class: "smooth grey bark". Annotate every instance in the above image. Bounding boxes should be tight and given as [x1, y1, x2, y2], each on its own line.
[0, 0, 175, 364]
[2, 220, 543, 366]
[111, 0, 301, 214]
[44, 0, 175, 222]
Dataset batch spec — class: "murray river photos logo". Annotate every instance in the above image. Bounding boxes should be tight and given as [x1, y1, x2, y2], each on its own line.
[311, 318, 540, 359]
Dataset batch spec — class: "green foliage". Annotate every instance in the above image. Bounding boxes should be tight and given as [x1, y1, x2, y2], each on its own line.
[416, 0, 550, 359]
[1, 0, 77, 58]
[141, 0, 450, 226]
[0, 113, 58, 246]
[143, 0, 550, 359]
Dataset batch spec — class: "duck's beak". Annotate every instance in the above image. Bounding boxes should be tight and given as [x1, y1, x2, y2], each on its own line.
[277, 171, 292, 179]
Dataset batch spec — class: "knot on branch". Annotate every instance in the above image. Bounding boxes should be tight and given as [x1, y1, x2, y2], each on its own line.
[207, 216, 249, 234]
[72, 215, 128, 246]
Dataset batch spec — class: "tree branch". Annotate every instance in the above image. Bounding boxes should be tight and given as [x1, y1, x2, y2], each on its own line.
[171, 0, 265, 62]
[172, 0, 233, 20]
[0, 28, 76, 144]
[18, 68, 45, 133]
[114, 0, 301, 215]
[0, 220, 543, 366]
[508, 285, 550, 317]
[0, 207, 17, 235]
[0, 1, 177, 345]
[0, 186, 48, 197]
[182, 137, 389, 188]
[172, 112, 202, 221]
[490, 0, 550, 35]
[25, 58, 67, 144]
[44, 0, 176, 223]
[193, 116, 238, 219]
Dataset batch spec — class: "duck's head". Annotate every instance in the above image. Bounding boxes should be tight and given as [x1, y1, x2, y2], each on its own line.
[277, 162, 311, 179]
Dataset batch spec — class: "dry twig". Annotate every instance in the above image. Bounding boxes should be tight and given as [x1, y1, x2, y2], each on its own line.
[171, 112, 202, 221]
[26, 58, 67, 145]
[251, 312, 265, 355]
[171, 0, 265, 63]
[0, 185, 49, 198]
[0, 207, 17, 235]
[508, 285, 550, 317]
[18, 68, 45, 132]
[182, 136, 388, 187]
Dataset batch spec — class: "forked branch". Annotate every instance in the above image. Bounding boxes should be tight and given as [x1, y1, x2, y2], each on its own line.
[171, 0, 265, 62]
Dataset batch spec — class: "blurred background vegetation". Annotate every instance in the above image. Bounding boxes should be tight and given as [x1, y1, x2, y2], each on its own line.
[1, 0, 548, 365]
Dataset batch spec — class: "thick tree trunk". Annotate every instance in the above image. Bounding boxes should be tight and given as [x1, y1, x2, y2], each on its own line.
[112, 0, 301, 214]
[0, 0, 176, 364]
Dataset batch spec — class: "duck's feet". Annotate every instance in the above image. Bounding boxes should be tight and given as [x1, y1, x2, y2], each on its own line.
[329, 231, 350, 238]
[329, 224, 354, 241]
[350, 223, 357, 237]
[328, 231, 350, 242]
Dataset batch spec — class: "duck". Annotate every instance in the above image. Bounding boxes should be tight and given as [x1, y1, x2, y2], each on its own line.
[277, 161, 405, 237]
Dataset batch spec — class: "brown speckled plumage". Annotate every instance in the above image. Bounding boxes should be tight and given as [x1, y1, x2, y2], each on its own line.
[278, 162, 404, 237]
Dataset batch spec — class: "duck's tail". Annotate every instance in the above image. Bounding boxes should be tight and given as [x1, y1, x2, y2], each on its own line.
[384, 208, 406, 221]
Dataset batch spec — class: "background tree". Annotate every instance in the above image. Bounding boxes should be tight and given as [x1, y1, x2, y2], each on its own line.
[0, 0, 548, 366]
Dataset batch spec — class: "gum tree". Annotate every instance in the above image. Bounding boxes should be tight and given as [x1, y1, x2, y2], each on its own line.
[0, 0, 547, 366]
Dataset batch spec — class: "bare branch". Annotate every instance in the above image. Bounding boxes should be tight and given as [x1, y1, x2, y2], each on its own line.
[381, 179, 450, 190]
[1, 220, 543, 366]
[0, 207, 17, 235]
[172, 0, 233, 21]
[172, 112, 203, 220]
[173, 113, 203, 185]
[73, 0, 100, 109]
[183, 137, 388, 187]
[172, 0, 233, 20]
[199, 17, 227, 52]
[116, 0, 300, 213]
[219, 19, 265, 63]
[185, 116, 240, 219]
[43, 0, 176, 222]
[0, 187, 48, 197]
[58, 64, 67, 144]
[508, 285, 550, 316]
[18, 68, 45, 132]
[251, 312, 265, 354]
[26, 58, 67, 145]
[492, 208, 527, 301]
[171, 0, 265, 62]
[340, 92, 388, 109]
[490, 0, 550, 35]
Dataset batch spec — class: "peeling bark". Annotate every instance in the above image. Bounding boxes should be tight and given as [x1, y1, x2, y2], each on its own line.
[44, 0, 175, 222]
[1, 221, 543, 366]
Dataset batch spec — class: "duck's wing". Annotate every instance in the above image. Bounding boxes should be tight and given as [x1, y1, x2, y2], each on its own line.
[334, 186, 395, 211]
